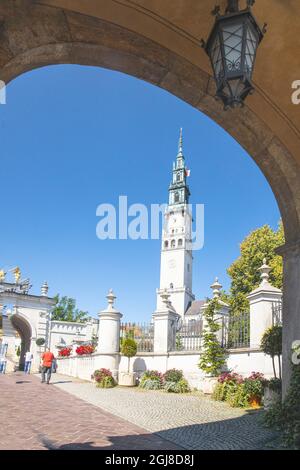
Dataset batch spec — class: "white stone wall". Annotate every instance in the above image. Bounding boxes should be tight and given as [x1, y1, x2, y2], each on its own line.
[57, 348, 279, 389]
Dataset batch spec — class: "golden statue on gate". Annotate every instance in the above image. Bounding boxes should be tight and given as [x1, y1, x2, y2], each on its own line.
[13, 267, 21, 283]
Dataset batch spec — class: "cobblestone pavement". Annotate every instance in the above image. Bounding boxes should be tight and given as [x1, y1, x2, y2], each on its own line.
[53, 374, 278, 450]
[0, 372, 179, 450]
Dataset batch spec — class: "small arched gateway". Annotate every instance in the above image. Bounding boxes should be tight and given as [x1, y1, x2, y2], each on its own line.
[0, 281, 55, 372]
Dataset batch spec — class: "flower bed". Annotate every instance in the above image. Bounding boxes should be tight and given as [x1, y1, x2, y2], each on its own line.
[213, 371, 266, 408]
[76, 344, 95, 355]
[139, 368, 190, 394]
[92, 368, 116, 388]
[58, 347, 72, 357]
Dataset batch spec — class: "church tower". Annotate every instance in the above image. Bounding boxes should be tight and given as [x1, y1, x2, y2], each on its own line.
[156, 129, 195, 317]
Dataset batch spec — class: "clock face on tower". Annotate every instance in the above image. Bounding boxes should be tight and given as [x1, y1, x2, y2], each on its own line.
[168, 259, 176, 269]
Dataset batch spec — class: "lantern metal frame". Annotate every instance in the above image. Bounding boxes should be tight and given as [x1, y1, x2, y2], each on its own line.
[202, 0, 266, 110]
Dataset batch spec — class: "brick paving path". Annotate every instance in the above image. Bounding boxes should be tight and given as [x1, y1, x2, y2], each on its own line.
[54, 374, 278, 450]
[0, 372, 179, 450]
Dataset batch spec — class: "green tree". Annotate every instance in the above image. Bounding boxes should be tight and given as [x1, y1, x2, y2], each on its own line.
[52, 295, 89, 323]
[121, 338, 137, 373]
[227, 222, 284, 315]
[199, 298, 226, 376]
[261, 325, 282, 379]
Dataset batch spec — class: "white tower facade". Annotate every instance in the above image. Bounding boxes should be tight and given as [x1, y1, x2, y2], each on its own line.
[156, 130, 195, 317]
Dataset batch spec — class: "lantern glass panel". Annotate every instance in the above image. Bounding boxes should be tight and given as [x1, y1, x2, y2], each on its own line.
[210, 34, 223, 79]
[222, 23, 244, 72]
[244, 26, 257, 74]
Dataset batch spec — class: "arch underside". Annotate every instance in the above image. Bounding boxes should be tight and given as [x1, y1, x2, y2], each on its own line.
[0, 5, 299, 245]
[10, 315, 32, 369]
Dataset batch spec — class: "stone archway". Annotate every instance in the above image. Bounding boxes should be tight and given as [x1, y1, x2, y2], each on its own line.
[0, 0, 299, 395]
[10, 314, 32, 370]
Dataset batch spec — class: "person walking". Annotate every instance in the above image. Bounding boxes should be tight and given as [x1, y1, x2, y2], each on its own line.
[0, 355, 6, 374]
[24, 350, 33, 374]
[41, 347, 55, 384]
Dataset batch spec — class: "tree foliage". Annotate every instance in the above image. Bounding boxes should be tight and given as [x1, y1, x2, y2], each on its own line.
[198, 298, 226, 376]
[121, 338, 137, 373]
[261, 325, 282, 379]
[227, 222, 284, 315]
[52, 295, 89, 323]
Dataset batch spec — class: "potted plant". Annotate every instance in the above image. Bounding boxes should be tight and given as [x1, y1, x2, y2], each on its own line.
[198, 298, 226, 393]
[119, 338, 137, 386]
[261, 325, 282, 380]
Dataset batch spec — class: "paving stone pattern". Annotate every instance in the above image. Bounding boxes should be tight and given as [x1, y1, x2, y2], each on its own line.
[53, 374, 278, 450]
[0, 372, 179, 450]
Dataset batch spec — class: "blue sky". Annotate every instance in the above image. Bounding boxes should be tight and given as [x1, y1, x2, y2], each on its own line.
[0, 65, 280, 321]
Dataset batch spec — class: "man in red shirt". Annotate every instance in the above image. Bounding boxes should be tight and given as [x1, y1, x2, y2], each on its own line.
[41, 348, 55, 384]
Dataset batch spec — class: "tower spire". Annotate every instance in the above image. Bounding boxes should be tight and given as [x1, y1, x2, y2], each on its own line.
[178, 128, 183, 157]
[168, 128, 190, 206]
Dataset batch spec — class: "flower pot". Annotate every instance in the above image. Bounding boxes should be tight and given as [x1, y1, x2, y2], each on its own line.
[264, 386, 281, 410]
[200, 376, 218, 394]
[249, 395, 261, 409]
[118, 372, 136, 387]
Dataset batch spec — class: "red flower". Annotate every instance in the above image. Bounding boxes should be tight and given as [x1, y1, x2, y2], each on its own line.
[58, 347, 72, 357]
[76, 344, 95, 355]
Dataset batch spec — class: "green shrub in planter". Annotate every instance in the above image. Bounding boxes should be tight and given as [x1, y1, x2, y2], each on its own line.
[139, 370, 163, 389]
[92, 368, 116, 388]
[163, 369, 183, 383]
[121, 338, 137, 373]
[164, 379, 190, 394]
[97, 376, 115, 388]
[140, 378, 162, 390]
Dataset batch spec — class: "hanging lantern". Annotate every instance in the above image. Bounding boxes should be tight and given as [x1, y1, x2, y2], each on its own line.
[201, 0, 266, 110]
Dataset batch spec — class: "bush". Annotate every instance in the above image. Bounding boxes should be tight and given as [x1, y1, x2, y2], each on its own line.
[92, 368, 116, 388]
[213, 371, 266, 408]
[121, 338, 137, 357]
[139, 370, 163, 388]
[261, 326, 282, 379]
[138, 369, 190, 393]
[164, 379, 190, 394]
[121, 338, 137, 373]
[243, 372, 266, 402]
[266, 377, 282, 393]
[264, 364, 300, 449]
[163, 369, 183, 383]
[227, 383, 250, 408]
[139, 379, 162, 390]
[36, 337, 45, 346]
[198, 298, 226, 376]
[96, 376, 115, 388]
[175, 378, 191, 394]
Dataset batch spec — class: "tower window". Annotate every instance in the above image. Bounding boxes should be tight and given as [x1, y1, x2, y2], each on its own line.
[164, 241, 169, 248]
[174, 192, 180, 203]
[170, 283, 174, 289]
[187, 263, 190, 272]
[176, 172, 181, 182]
[171, 239, 176, 248]
[178, 239, 183, 247]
